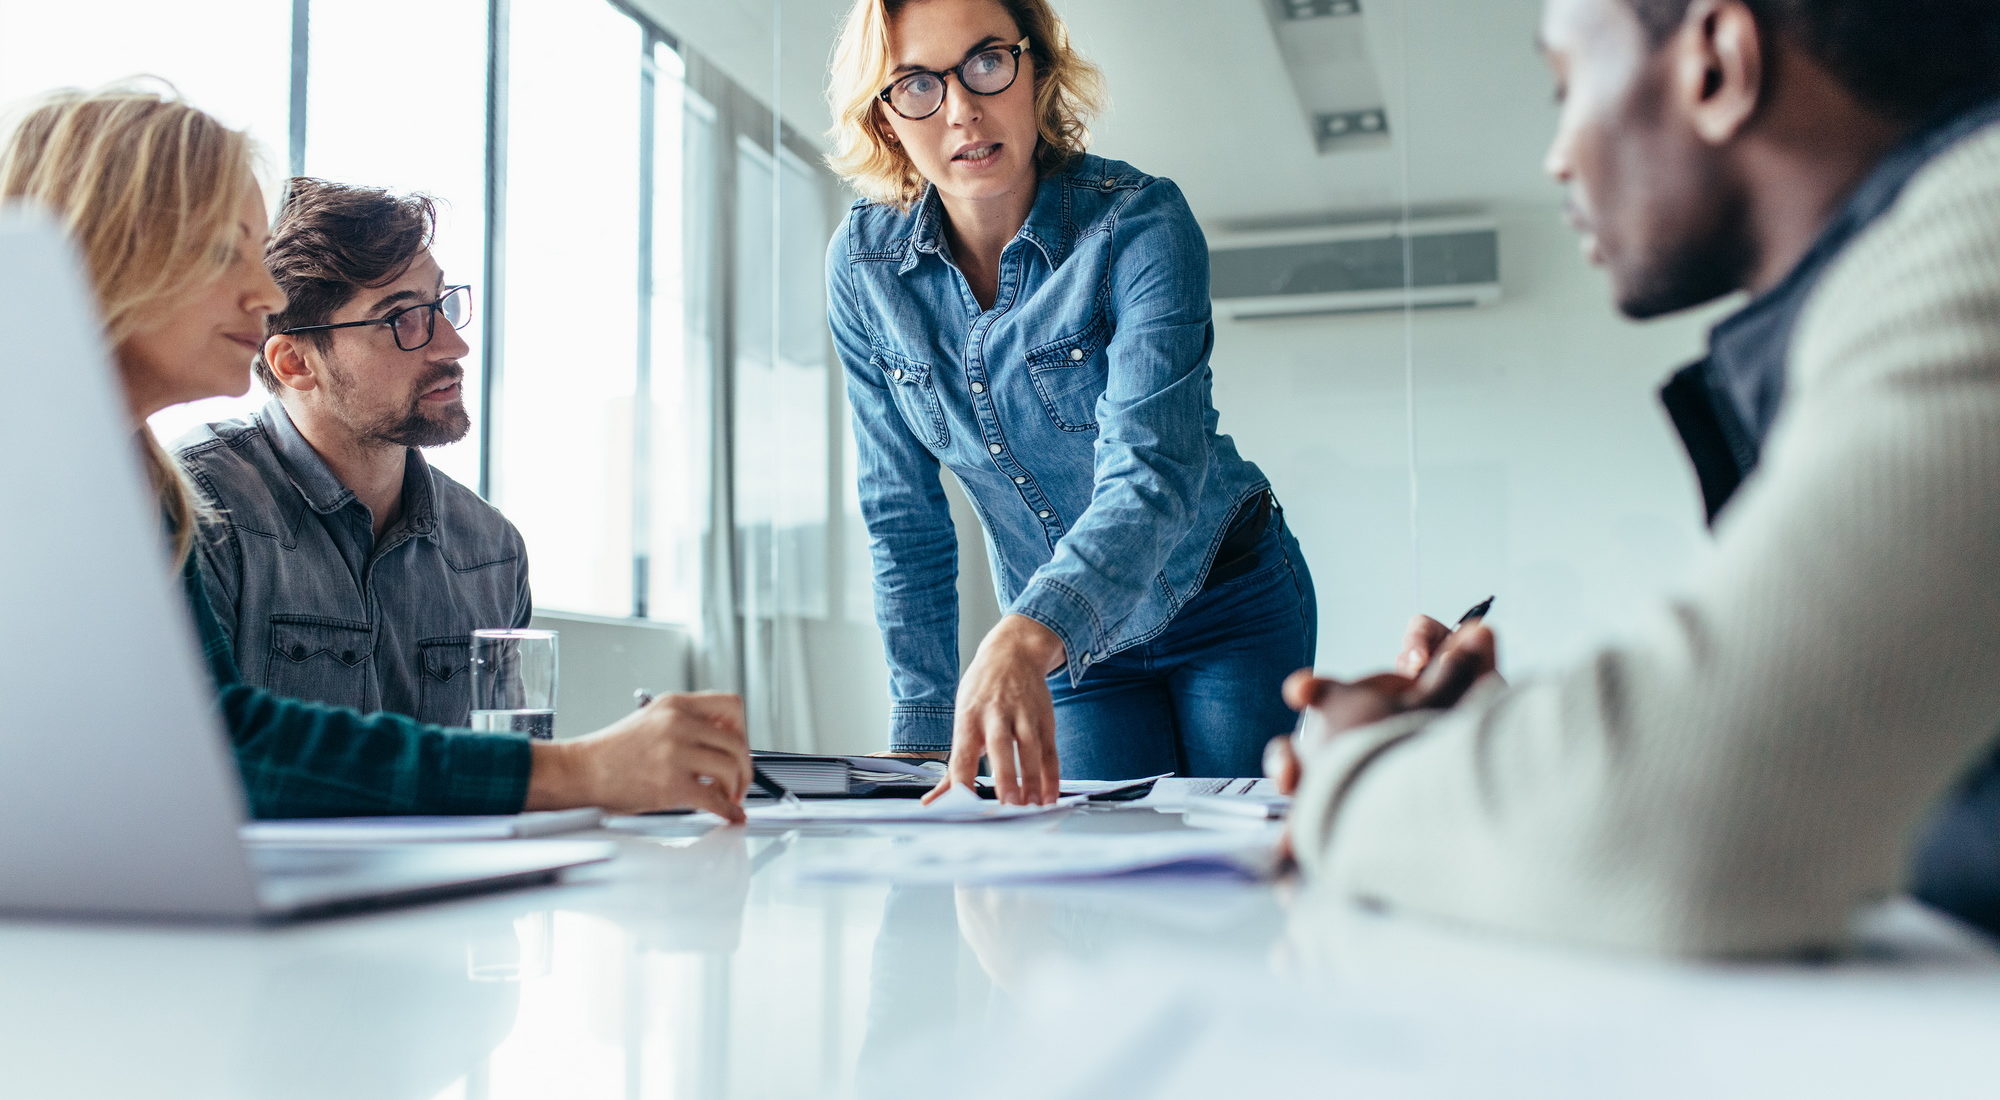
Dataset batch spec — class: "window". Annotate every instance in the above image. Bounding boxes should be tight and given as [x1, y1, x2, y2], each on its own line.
[1, 0, 840, 636]
[300, 0, 491, 489]
[488, 0, 645, 618]
[733, 138, 832, 618]
[643, 44, 708, 626]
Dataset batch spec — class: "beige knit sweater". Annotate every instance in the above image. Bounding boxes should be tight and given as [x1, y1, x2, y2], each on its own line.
[1292, 125, 2000, 957]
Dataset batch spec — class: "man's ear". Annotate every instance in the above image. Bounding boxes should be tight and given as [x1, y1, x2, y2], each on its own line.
[1675, 0, 1764, 145]
[262, 333, 320, 393]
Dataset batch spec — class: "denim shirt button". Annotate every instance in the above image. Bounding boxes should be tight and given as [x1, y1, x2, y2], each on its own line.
[1081, 652, 1094, 666]
[1038, 510, 1052, 519]
[971, 382, 986, 394]
[1013, 476, 1027, 484]
[988, 443, 1003, 454]
[341, 651, 357, 664]
[290, 644, 306, 661]
[892, 368, 905, 380]
[1069, 348, 1085, 361]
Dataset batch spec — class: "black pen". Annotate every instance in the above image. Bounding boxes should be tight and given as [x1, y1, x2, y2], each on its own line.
[1455, 595, 1495, 628]
[633, 689, 801, 808]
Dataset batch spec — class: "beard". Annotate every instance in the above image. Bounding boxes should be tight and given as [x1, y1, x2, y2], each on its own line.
[1612, 211, 1755, 321]
[1598, 105, 1755, 320]
[323, 359, 472, 448]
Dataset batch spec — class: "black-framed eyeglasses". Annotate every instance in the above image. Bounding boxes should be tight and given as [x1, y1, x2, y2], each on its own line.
[878, 37, 1031, 121]
[279, 285, 473, 352]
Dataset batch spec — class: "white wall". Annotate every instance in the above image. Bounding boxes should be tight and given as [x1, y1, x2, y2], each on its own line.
[1209, 205, 1730, 679]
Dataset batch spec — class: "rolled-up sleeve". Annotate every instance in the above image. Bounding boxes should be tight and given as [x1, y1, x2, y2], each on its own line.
[1009, 180, 1216, 683]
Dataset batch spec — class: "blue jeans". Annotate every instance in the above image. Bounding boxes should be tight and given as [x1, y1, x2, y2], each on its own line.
[1050, 510, 1318, 780]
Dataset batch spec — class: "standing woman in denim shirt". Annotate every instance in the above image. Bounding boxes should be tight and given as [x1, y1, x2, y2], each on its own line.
[825, 0, 1317, 802]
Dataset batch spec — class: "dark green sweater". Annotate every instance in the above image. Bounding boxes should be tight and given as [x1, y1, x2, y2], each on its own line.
[182, 552, 532, 818]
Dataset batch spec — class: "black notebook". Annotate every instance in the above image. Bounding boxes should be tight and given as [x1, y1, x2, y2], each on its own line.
[749, 751, 946, 798]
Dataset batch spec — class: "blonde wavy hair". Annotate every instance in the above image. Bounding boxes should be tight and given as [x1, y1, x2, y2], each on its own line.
[0, 83, 259, 564]
[826, 0, 1107, 209]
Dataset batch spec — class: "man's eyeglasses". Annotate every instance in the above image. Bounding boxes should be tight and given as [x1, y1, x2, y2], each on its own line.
[279, 285, 473, 352]
[878, 38, 1031, 122]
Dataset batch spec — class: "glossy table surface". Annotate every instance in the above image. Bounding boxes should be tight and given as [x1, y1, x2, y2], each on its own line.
[3, 803, 1997, 1100]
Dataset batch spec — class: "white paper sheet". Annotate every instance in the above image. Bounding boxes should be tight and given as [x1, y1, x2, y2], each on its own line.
[1129, 777, 1276, 811]
[727, 784, 1084, 825]
[794, 826, 1282, 884]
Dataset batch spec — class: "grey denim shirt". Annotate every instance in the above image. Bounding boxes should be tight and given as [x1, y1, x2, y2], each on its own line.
[174, 399, 531, 727]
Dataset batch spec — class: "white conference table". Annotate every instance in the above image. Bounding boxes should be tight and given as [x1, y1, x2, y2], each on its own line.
[2, 803, 1997, 1100]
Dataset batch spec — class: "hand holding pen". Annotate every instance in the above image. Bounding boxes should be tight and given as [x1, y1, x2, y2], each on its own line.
[1396, 595, 1501, 682]
[1266, 596, 1500, 810]
[635, 690, 803, 810]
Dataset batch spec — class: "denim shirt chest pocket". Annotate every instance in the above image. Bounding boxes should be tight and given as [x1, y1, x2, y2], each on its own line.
[418, 635, 473, 726]
[1025, 315, 1110, 433]
[266, 615, 374, 709]
[872, 348, 949, 450]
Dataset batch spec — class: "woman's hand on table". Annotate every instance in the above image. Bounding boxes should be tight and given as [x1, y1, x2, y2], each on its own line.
[924, 614, 1067, 806]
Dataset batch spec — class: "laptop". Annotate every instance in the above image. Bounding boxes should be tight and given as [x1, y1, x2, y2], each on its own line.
[0, 207, 613, 921]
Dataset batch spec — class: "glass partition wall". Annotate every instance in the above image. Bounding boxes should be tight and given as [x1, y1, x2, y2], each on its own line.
[0, 0, 1725, 748]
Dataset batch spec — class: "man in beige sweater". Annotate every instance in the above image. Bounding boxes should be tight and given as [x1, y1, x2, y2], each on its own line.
[1277, 0, 2000, 955]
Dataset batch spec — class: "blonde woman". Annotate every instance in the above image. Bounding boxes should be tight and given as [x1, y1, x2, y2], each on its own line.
[826, 0, 1317, 803]
[0, 85, 752, 820]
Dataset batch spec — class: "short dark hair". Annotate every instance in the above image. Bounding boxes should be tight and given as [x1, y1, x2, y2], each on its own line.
[1626, 0, 2000, 120]
[256, 177, 437, 391]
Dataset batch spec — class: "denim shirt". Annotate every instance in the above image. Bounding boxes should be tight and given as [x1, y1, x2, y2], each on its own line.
[828, 154, 1272, 751]
[174, 399, 532, 727]
[182, 549, 532, 819]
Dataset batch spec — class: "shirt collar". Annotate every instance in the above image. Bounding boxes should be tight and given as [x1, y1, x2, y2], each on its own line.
[898, 185, 949, 274]
[896, 169, 1069, 275]
[1701, 93, 2000, 438]
[257, 397, 439, 540]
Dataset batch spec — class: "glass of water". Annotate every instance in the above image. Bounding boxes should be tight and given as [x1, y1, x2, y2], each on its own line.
[469, 629, 558, 739]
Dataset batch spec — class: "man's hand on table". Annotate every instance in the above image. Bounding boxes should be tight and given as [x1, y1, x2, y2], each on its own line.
[1265, 623, 1499, 865]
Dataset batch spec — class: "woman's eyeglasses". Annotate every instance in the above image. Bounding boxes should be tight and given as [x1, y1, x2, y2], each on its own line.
[878, 38, 1031, 121]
